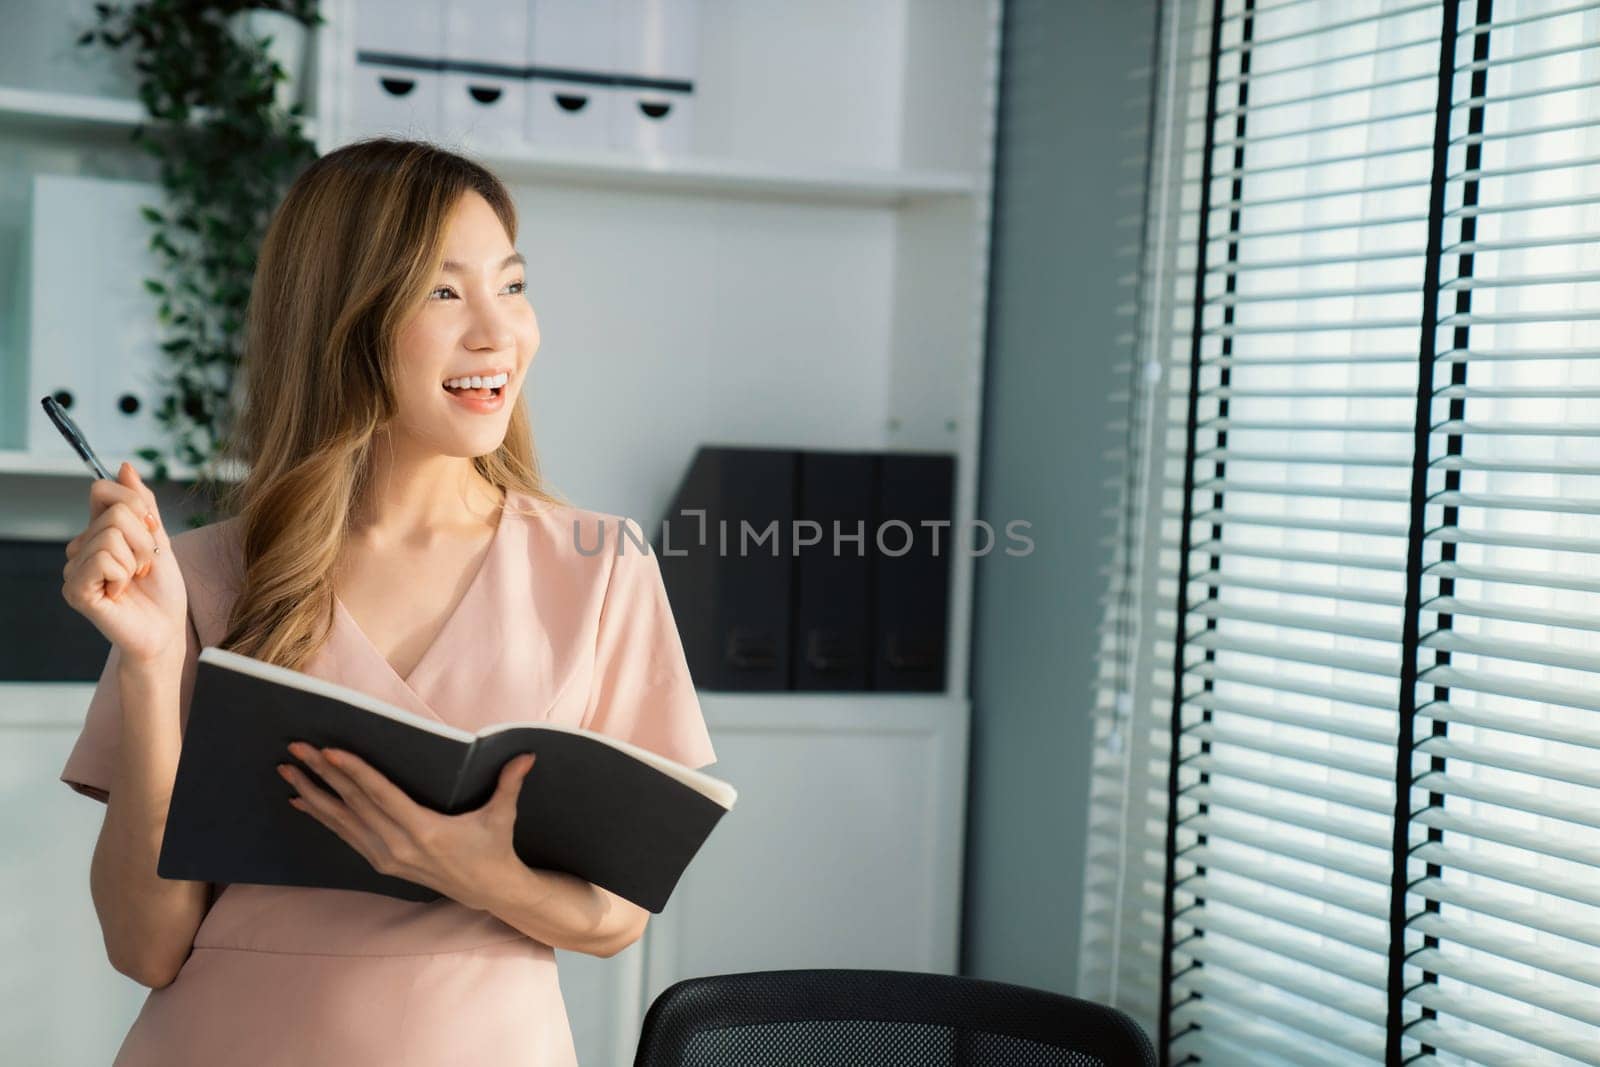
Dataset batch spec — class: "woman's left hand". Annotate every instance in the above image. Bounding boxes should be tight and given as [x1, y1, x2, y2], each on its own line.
[277, 742, 536, 912]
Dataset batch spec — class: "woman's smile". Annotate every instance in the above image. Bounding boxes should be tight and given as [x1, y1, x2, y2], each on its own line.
[441, 381, 506, 414]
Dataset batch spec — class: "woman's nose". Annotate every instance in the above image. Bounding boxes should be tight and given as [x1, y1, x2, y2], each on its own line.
[462, 300, 518, 351]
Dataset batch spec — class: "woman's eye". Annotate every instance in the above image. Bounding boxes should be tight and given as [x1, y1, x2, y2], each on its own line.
[428, 280, 526, 300]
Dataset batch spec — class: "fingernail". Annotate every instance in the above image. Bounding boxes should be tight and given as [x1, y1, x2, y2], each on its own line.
[276, 764, 291, 780]
[144, 512, 157, 529]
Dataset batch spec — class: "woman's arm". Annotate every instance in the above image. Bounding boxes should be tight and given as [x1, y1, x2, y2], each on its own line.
[90, 655, 212, 988]
[469, 861, 649, 958]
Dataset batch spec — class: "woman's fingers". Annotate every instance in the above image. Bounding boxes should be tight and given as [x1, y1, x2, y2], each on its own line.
[86, 466, 162, 537]
[121, 464, 165, 545]
[283, 770, 387, 868]
[65, 521, 140, 604]
[69, 498, 154, 561]
[291, 748, 418, 852]
[124, 504, 156, 576]
[91, 546, 135, 603]
[105, 501, 158, 575]
[281, 759, 413, 876]
[87, 472, 138, 524]
[71, 466, 164, 594]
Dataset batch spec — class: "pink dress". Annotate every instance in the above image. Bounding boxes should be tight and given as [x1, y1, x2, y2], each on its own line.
[59, 491, 718, 1066]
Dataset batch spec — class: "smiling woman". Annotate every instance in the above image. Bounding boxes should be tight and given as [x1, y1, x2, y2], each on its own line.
[55, 137, 717, 1067]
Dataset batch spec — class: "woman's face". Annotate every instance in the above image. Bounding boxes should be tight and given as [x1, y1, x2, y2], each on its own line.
[387, 190, 539, 460]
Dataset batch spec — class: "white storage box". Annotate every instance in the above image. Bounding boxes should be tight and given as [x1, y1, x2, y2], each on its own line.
[526, 0, 618, 151]
[610, 0, 697, 155]
[27, 175, 169, 467]
[442, 0, 528, 150]
[348, 0, 444, 142]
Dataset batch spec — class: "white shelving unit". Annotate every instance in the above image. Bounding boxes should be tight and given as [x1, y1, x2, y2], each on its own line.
[2, 3, 1002, 1064]
[0, 84, 147, 133]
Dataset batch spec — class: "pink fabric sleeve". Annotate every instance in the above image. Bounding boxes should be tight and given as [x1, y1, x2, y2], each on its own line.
[580, 518, 717, 771]
[59, 609, 203, 804]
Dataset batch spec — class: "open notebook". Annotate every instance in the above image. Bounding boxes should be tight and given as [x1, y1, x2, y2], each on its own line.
[157, 647, 737, 913]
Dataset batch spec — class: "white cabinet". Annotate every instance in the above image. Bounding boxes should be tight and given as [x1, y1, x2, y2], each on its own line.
[1, 2, 1002, 1064]
[559, 693, 972, 1065]
[0, 689, 147, 1063]
[641, 693, 972, 981]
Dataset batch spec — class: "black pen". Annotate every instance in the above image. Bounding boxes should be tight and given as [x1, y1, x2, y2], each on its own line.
[40, 395, 117, 482]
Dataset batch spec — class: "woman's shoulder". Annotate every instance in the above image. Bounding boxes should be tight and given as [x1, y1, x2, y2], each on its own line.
[162, 515, 246, 645]
[167, 514, 243, 577]
[509, 493, 649, 545]
[507, 492, 659, 577]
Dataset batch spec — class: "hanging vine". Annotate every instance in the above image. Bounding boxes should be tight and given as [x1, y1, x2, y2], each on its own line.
[77, 0, 321, 516]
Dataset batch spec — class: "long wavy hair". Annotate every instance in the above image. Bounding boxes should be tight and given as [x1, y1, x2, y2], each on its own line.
[211, 137, 567, 671]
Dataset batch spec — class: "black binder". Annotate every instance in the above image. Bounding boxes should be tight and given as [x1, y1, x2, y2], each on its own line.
[791, 451, 875, 690]
[871, 453, 955, 691]
[657, 447, 796, 690]
[658, 446, 956, 693]
[0, 538, 115, 681]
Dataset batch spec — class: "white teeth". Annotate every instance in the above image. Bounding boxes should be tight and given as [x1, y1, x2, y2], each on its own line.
[443, 371, 508, 390]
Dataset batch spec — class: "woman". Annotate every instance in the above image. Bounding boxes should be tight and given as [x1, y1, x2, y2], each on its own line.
[58, 137, 716, 1065]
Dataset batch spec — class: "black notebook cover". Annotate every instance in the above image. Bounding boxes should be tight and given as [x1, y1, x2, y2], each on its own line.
[157, 647, 737, 913]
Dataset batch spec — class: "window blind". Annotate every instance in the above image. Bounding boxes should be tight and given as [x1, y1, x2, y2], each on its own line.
[1402, 0, 1600, 1062]
[1164, 0, 1437, 1061]
[1081, 0, 1600, 1062]
[1081, 0, 1215, 1033]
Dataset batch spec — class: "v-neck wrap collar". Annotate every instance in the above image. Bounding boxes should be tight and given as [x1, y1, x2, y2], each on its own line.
[327, 489, 514, 720]
[307, 489, 529, 729]
[189, 495, 637, 737]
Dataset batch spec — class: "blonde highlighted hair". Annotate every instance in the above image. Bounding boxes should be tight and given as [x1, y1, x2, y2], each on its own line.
[211, 137, 566, 671]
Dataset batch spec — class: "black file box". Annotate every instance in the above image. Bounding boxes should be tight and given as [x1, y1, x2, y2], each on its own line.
[0, 538, 112, 681]
[656, 447, 797, 690]
[657, 446, 955, 693]
[870, 453, 955, 691]
[791, 451, 876, 690]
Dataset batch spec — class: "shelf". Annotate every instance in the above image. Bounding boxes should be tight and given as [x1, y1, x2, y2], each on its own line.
[0, 85, 143, 134]
[0, 87, 975, 207]
[0, 448, 245, 484]
[441, 137, 980, 206]
[697, 691, 968, 732]
[0, 85, 319, 139]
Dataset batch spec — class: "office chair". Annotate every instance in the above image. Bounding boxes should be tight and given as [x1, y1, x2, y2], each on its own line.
[632, 968, 1157, 1067]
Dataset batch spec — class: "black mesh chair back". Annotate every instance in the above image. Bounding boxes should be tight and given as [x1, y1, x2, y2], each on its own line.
[632, 968, 1157, 1067]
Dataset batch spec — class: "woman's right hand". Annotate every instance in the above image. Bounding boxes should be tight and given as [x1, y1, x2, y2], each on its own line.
[63, 461, 188, 668]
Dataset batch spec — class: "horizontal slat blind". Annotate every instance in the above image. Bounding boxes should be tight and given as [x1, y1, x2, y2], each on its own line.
[1160, 0, 1442, 1061]
[1086, 0, 1600, 1061]
[1080, 0, 1214, 1038]
[1401, 0, 1600, 1060]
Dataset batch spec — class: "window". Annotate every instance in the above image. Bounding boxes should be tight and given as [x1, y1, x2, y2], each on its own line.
[1082, 1, 1600, 1062]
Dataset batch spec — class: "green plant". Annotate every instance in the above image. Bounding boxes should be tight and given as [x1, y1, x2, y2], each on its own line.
[78, 0, 322, 519]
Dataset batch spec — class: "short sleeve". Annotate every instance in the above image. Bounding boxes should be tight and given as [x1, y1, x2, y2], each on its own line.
[59, 607, 203, 804]
[580, 517, 717, 771]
